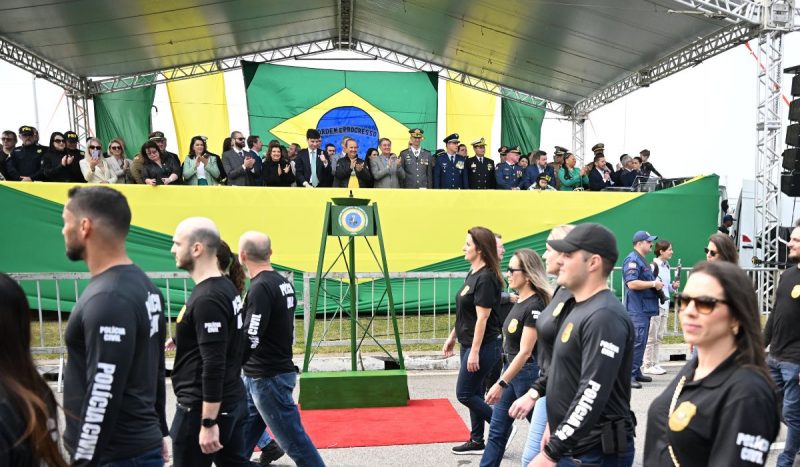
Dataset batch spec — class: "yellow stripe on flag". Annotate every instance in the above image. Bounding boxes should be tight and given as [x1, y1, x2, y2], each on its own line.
[167, 73, 230, 161]
[446, 81, 496, 156]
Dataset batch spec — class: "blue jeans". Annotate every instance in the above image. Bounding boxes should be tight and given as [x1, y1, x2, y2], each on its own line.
[769, 356, 800, 467]
[243, 373, 325, 467]
[556, 436, 634, 467]
[241, 375, 274, 458]
[521, 396, 548, 466]
[629, 314, 652, 379]
[456, 337, 502, 442]
[99, 447, 163, 467]
[480, 361, 538, 467]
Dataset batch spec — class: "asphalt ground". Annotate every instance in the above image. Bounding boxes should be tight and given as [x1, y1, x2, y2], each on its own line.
[51, 359, 786, 466]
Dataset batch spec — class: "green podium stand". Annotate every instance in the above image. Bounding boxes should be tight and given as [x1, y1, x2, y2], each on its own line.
[299, 195, 408, 410]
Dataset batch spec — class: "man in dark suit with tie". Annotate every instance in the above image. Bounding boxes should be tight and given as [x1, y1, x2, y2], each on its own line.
[294, 129, 332, 188]
[521, 150, 555, 189]
[223, 130, 262, 186]
[465, 137, 495, 189]
[433, 133, 468, 189]
[588, 152, 615, 191]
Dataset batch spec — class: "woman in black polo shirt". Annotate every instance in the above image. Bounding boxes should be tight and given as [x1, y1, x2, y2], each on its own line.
[443, 226, 504, 456]
[644, 261, 780, 466]
[480, 249, 551, 466]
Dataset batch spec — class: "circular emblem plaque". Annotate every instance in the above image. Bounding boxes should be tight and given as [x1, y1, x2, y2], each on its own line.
[339, 207, 369, 235]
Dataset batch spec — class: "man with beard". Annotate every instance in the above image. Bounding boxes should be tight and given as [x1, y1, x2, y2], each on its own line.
[61, 186, 169, 466]
[5, 125, 44, 181]
[169, 217, 248, 467]
[531, 223, 635, 467]
[223, 131, 261, 186]
[765, 220, 800, 467]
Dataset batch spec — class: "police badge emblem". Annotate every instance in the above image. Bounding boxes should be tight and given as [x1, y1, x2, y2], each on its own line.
[792, 284, 800, 299]
[669, 401, 697, 432]
[460, 285, 470, 296]
[552, 302, 564, 317]
[508, 319, 519, 334]
[560, 322, 574, 343]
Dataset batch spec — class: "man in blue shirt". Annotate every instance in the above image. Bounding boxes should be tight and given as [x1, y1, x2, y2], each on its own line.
[622, 230, 664, 388]
[433, 133, 468, 189]
[521, 150, 555, 190]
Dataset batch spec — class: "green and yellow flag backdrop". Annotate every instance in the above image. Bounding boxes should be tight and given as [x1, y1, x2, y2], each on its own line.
[243, 62, 438, 155]
[446, 81, 496, 155]
[167, 73, 230, 160]
[0, 177, 718, 314]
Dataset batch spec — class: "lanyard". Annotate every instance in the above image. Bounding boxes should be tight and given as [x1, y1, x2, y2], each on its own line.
[667, 375, 687, 466]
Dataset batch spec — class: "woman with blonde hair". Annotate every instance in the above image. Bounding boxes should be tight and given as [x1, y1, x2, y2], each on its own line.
[481, 249, 552, 466]
[105, 138, 132, 183]
[80, 137, 117, 183]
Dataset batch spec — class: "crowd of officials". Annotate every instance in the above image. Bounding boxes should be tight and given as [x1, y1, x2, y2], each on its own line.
[0, 125, 663, 191]
[3, 185, 800, 466]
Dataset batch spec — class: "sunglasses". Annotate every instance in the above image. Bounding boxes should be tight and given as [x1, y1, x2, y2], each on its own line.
[110, 145, 121, 150]
[675, 293, 727, 314]
[53, 138, 65, 143]
[89, 145, 102, 150]
[236, 137, 245, 141]
[1, 137, 14, 141]
[507, 267, 523, 274]
[704, 247, 718, 257]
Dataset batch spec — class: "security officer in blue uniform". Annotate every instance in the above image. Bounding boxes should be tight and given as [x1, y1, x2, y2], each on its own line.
[465, 137, 495, 189]
[433, 133, 468, 189]
[495, 146, 525, 190]
[622, 230, 664, 389]
[5, 125, 44, 181]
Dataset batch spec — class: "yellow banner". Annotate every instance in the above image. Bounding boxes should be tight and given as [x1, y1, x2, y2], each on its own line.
[446, 81, 496, 156]
[167, 73, 230, 160]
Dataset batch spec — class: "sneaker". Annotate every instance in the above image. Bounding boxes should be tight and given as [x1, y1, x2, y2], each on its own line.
[258, 440, 285, 466]
[643, 365, 667, 375]
[505, 424, 518, 450]
[452, 440, 485, 455]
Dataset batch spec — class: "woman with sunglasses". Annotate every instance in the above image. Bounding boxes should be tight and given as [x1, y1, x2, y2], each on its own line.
[480, 249, 551, 466]
[511, 225, 576, 466]
[644, 261, 779, 466]
[141, 140, 180, 186]
[182, 136, 222, 186]
[105, 138, 132, 184]
[80, 137, 117, 184]
[705, 233, 738, 264]
[42, 131, 85, 183]
[444, 227, 504, 455]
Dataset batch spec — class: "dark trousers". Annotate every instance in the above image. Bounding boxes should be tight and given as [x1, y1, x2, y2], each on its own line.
[630, 313, 652, 379]
[99, 447, 163, 467]
[556, 436, 635, 467]
[170, 400, 249, 467]
[456, 337, 502, 442]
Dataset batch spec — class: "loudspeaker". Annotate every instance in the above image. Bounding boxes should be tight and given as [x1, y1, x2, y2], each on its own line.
[791, 99, 800, 122]
[781, 172, 800, 197]
[793, 74, 800, 97]
[788, 123, 800, 147]
[783, 148, 800, 171]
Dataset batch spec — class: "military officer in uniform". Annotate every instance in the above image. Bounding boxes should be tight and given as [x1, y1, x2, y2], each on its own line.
[465, 137, 495, 189]
[549, 146, 567, 190]
[433, 133, 467, 189]
[495, 146, 525, 190]
[399, 128, 433, 189]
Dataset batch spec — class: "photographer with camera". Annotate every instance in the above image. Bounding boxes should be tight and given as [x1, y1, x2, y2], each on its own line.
[622, 230, 663, 389]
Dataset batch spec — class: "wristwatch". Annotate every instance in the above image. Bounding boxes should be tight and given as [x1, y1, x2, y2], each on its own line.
[527, 388, 540, 401]
[497, 379, 508, 389]
[201, 418, 217, 428]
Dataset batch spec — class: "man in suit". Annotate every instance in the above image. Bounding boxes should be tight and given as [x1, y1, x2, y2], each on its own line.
[465, 137, 495, 189]
[333, 138, 372, 188]
[399, 128, 433, 189]
[294, 129, 332, 188]
[371, 137, 405, 188]
[433, 133, 468, 189]
[521, 150, 555, 189]
[588, 152, 615, 191]
[223, 130, 262, 186]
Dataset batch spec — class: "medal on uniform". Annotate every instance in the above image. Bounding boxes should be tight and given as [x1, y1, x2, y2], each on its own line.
[668, 401, 697, 432]
[456, 161, 464, 170]
[460, 285, 470, 296]
[560, 322, 573, 343]
[508, 319, 518, 334]
[792, 284, 800, 299]
[552, 302, 564, 317]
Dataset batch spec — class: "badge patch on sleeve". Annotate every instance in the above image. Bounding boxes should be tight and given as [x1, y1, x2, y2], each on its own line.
[628, 262, 637, 270]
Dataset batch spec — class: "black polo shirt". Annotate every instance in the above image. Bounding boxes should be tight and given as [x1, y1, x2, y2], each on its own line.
[502, 294, 544, 361]
[455, 267, 502, 346]
[765, 266, 800, 363]
[531, 287, 575, 395]
[644, 353, 780, 466]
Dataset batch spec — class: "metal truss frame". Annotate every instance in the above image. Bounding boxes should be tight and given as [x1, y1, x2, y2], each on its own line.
[754, 30, 784, 310]
[669, 0, 763, 24]
[0, 36, 84, 94]
[573, 22, 759, 115]
[88, 39, 337, 95]
[349, 41, 568, 115]
[571, 117, 586, 164]
[338, 0, 353, 49]
[67, 93, 91, 147]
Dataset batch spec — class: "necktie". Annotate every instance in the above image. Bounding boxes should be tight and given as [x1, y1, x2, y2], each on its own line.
[450, 156, 454, 165]
[310, 151, 318, 186]
[479, 157, 483, 164]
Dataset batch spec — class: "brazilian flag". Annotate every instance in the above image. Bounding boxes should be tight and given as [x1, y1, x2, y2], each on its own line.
[243, 62, 438, 155]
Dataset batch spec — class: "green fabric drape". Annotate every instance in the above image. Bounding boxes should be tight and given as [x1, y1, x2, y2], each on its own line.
[500, 98, 546, 153]
[94, 86, 156, 155]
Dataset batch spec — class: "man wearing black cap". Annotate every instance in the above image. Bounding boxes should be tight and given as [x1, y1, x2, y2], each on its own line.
[532, 223, 635, 467]
[465, 137, 495, 189]
[64, 131, 85, 159]
[433, 133, 467, 189]
[622, 230, 663, 388]
[5, 125, 44, 181]
[718, 214, 734, 235]
[295, 129, 332, 188]
[399, 128, 433, 189]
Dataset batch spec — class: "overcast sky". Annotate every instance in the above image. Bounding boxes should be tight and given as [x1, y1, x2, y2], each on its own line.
[1, 32, 799, 200]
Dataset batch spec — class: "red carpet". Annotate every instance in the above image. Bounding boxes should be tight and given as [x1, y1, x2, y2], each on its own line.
[299, 399, 470, 449]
